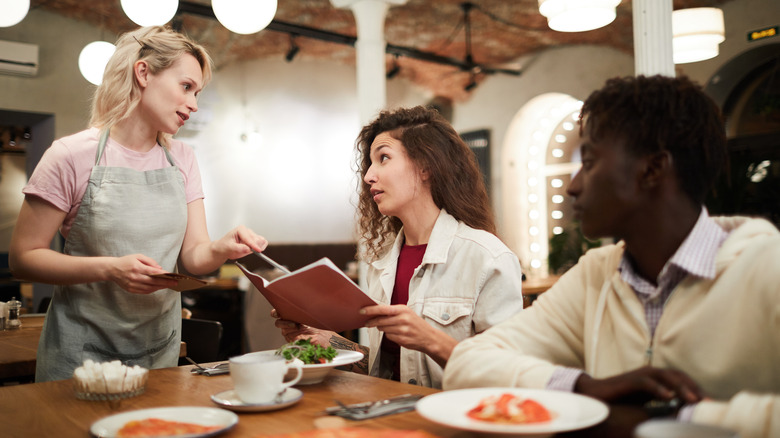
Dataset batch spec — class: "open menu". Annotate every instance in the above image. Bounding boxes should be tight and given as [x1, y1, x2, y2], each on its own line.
[235, 258, 376, 332]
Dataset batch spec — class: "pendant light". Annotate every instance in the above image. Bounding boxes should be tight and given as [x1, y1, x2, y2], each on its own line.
[79, 41, 116, 86]
[0, 0, 30, 27]
[212, 0, 278, 35]
[121, 0, 179, 27]
[538, 0, 621, 32]
[672, 7, 725, 64]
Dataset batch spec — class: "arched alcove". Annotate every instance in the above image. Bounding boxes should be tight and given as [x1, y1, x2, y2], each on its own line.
[705, 43, 780, 224]
[501, 93, 583, 279]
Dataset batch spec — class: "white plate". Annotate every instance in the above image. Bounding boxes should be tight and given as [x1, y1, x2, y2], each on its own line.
[634, 419, 738, 438]
[416, 387, 609, 435]
[210, 388, 303, 412]
[244, 349, 364, 385]
[89, 406, 238, 438]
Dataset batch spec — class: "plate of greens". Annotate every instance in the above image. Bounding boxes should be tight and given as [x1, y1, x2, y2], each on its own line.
[245, 340, 364, 385]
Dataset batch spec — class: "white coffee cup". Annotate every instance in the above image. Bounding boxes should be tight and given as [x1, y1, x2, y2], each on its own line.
[229, 353, 303, 404]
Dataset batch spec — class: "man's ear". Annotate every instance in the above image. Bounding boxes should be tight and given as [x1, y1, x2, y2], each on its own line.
[134, 60, 149, 87]
[640, 150, 673, 190]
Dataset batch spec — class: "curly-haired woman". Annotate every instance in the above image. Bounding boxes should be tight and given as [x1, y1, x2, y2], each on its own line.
[274, 106, 524, 388]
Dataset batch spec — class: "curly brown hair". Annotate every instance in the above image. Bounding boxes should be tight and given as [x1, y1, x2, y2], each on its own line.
[355, 106, 495, 261]
[580, 75, 727, 204]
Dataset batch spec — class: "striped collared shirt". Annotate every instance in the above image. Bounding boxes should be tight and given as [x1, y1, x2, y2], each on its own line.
[547, 208, 729, 393]
[618, 208, 728, 336]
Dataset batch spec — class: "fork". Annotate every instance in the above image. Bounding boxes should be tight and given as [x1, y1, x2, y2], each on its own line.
[185, 356, 207, 371]
[186, 357, 229, 375]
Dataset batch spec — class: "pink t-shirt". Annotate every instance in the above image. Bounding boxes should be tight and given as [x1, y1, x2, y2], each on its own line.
[23, 127, 204, 239]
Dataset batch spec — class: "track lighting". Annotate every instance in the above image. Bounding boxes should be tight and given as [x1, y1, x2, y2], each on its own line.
[464, 76, 478, 91]
[285, 35, 299, 62]
[386, 58, 400, 79]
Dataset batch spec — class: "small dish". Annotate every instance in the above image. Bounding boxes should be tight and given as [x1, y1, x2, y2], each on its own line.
[243, 349, 364, 385]
[75, 385, 147, 401]
[211, 388, 303, 412]
[73, 363, 149, 401]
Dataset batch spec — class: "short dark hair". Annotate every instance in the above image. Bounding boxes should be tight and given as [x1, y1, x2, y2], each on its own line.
[580, 75, 727, 203]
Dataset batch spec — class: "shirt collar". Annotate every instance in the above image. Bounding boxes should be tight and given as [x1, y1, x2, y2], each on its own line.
[619, 208, 728, 286]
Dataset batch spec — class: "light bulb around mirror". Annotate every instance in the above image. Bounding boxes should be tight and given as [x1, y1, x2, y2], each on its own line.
[0, 0, 30, 27]
[121, 0, 179, 26]
[79, 41, 116, 86]
[212, 0, 278, 35]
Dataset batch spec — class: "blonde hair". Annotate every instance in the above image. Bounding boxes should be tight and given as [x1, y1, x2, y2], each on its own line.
[89, 26, 213, 147]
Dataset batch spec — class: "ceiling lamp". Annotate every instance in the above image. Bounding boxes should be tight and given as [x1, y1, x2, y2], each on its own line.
[0, 0, 30, 27]
[79, 41, 116, 86]
[121, 0, 179, 26]
[672, 7, 725, 64]
[212, 0, 278, 35]
[538, 0, 620, 32]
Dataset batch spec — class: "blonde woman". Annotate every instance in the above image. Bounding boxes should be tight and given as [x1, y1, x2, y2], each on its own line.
[10, 26, 267, 382]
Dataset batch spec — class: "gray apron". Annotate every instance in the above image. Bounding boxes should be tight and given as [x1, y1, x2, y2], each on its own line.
[36, 129, 187, 382]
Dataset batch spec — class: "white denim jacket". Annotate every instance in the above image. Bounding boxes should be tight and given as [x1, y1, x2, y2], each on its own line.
[366, 209, 524, 388]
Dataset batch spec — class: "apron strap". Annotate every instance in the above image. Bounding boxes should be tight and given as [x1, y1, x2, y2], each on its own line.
[95, 128, 110, 165]
[95, 128, 177, 167]
[161, 143, 176, 166]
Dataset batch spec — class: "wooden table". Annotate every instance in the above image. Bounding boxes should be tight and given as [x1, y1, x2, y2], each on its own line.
[523, 275, 561, 296]
[0, 314, 45, 380]
[0, 366, 649, 437]
[0, 315, 186, 382]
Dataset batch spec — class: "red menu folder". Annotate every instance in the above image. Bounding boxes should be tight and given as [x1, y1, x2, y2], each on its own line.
[235, 258, 377, 332]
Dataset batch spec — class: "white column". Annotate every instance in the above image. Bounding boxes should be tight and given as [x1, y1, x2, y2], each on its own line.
[633, 0, 675, 77]
[331, 0, 407, 125]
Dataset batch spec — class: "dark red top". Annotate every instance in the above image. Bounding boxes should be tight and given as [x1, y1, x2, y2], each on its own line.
[380, 243, 427, 381]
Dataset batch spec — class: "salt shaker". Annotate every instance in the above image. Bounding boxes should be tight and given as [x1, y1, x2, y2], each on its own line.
[6, 297, 21, 330]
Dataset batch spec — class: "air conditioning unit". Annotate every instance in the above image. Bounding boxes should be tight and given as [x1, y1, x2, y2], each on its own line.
[0, 40, 39, 77]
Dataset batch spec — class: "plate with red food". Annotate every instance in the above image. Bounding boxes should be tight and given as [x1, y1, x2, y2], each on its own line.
[89, 406, 238, 437]
[416, 388, 609, 435]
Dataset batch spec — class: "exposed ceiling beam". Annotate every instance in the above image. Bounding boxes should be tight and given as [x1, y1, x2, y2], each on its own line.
[176, 0, 521, 76]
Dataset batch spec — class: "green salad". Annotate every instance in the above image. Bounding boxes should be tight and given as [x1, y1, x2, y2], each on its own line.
[275, 338, 337, 364]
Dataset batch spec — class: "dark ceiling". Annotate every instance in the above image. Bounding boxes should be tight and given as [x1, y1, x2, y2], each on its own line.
[33, 0, 728, 101]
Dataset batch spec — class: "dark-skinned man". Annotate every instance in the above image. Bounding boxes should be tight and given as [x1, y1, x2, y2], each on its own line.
[444, 75, 779, 438]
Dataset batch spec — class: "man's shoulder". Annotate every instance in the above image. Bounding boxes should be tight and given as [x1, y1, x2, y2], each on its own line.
[580, 242, 624, 265]
[557, 243, 623, 286]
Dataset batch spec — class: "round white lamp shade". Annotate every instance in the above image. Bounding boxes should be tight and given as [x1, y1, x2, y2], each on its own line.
[672, 7, 725, 64]
[121, 0, 179, 26]
[212, 0, 278, 35]
[79, 41, 116, 86]
[538, 0, 621, 32]
[0, 0, 30, 27]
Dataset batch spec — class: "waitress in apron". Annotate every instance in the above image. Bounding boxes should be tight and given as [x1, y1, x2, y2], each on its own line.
[9, 26, 267, 382]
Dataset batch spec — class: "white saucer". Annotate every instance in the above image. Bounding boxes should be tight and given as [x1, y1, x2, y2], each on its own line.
[211, 388, 303, 413]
